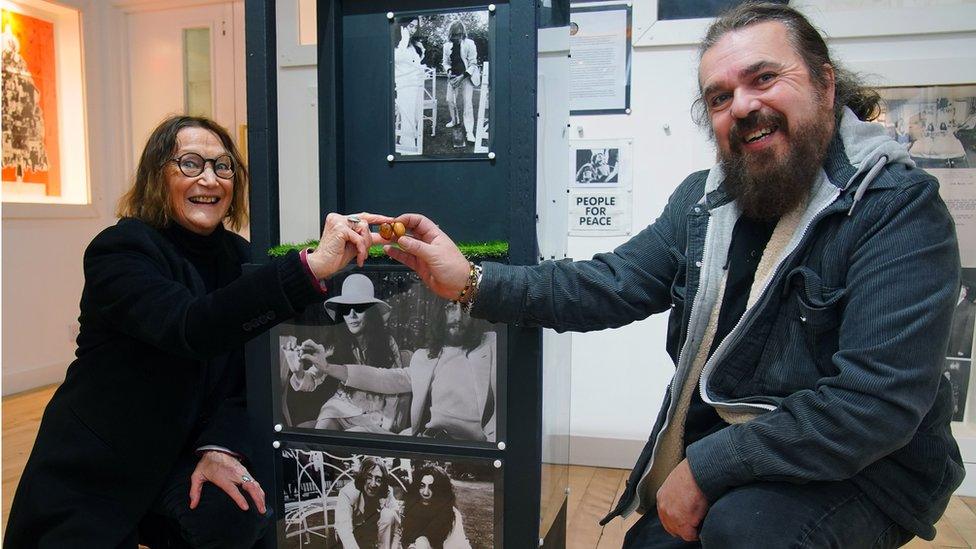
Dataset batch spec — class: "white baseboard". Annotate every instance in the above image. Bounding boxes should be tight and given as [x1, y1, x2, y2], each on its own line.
[3, 362, 67, 396]
[570, 435, 645, 469]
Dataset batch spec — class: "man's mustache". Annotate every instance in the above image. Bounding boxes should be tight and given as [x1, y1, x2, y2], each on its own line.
[729, 111, 786, 151]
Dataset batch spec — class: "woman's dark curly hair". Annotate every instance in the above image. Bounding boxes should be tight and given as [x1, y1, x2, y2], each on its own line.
[401, 465, 457, 548]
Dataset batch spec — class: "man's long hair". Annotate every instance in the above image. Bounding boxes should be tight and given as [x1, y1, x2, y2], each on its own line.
[401, 465, 457, 548]
[352, 456, 390, 496]
[425, 302, 484, 359]
[691, 2, 882, 128]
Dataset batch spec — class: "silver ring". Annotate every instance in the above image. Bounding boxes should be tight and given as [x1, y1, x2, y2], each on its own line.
[241, 474, 253, 483]
[347, 215, 362, 225]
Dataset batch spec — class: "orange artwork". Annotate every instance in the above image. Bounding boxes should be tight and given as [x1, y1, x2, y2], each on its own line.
[2, 8, 61, 196]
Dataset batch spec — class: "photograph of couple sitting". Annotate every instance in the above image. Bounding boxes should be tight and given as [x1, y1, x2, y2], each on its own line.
[279, 272, 498, 443]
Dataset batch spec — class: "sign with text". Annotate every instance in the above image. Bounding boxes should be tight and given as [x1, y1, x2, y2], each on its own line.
[569, 189, 631, 235]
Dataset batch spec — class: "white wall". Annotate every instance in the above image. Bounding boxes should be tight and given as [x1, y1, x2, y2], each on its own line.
[2, 0, 129, 395]
[567, 1, 976, 468]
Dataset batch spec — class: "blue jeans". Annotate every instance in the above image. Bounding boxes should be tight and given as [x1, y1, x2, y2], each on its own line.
[623, 480, 915, 548]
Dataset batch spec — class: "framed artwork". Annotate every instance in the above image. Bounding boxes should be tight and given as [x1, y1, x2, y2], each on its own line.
[277, 443, 503, 548]
[1, 0, 88, 205]
[272, 267, 506, 447]
[569, 4, 631, 115]
[656, 0, 787, 21]
[391, 7, 494, 159]
[877, 85, 976, 268]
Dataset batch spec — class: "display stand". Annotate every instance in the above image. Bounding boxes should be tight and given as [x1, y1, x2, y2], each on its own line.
[244, 1, 571, 546]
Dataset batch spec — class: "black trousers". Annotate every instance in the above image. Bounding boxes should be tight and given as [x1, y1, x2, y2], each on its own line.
[136, 452, 272, 549]
[622, 480, 915, 549]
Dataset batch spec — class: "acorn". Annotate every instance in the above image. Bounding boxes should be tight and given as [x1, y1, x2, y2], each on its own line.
[393, 221, 407, 238]
[379, 223, 394, 240]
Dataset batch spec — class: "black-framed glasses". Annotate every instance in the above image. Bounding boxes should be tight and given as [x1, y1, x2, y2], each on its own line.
[170, 152, 235, 179]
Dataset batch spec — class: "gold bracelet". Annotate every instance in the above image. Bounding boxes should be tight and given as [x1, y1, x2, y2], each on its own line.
[454, 262, 482, 312]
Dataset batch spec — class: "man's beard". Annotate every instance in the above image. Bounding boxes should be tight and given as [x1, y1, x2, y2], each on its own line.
[719, 106, 833, 220]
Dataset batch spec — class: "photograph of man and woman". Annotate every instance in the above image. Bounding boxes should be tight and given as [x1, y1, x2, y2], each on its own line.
[574, 148, 620, 184]
[277, 269, 501, 443]
[280, 448, 497, 548]
[393, 9, 491, 157]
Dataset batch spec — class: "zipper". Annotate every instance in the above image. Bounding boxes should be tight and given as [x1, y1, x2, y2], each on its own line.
[698, 187, 843, 411]
[626, 206, 715, 516]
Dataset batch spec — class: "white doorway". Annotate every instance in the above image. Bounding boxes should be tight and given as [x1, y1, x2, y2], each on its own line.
[125, 1, 246, 166]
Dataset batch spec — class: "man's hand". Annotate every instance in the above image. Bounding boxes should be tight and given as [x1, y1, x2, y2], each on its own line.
[189, 451, 266, 514]
[656, 459, 709, 541]
[383, 213, 472, 301]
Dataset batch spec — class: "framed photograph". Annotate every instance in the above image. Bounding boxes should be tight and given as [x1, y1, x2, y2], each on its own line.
[277, 444, 502, 548]
[877, 85, 976, 267]
[2, 0, 89, 205]
[569, 4, 631, 115]
[273, 267, 505, 446]
[656, 0, 787, 21]
[391, 8, 494, 159]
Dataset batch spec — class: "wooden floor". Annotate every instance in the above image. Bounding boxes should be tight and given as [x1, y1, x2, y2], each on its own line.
[4, 385, 976, 547]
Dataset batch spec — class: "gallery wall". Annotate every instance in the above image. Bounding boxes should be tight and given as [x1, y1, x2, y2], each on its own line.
[1, 0, 129, 395]
[270, 0, 976, 487]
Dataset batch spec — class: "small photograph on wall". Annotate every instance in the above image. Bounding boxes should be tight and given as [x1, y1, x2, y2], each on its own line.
[2, 6, 61, 196]
[574, 147, 620, 184]
[392, 8, 492, 158]
[947, 268, 976, 362]
[278, 444, 501, 548]
[274, 269, 503, 445]
[878, 85, 976, 268]
[944, 358, 972, 423]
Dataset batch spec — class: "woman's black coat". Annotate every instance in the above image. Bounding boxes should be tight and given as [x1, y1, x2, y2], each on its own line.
[4, 218, 325, 548]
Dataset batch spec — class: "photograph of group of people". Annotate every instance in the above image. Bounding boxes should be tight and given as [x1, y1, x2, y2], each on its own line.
[280, 447, 497, 548]
[574, 148, 620, 184]
[879, 85, 976, 170]
[392, 9, 491, 157]
[276, 269, 501, 444]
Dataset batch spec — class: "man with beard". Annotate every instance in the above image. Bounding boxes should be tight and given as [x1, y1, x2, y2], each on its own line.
[304, 300, 497, 441]
[378, 2, 962, 548]
[334, 457, 400, 548]
[401, 465, 472, 549]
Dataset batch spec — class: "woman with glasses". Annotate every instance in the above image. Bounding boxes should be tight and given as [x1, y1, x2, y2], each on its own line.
[4, 115, 384, 548]
[289, 273, 406, 434]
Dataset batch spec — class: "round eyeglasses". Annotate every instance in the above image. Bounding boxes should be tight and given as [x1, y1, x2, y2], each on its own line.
[170, 152, 235, 179]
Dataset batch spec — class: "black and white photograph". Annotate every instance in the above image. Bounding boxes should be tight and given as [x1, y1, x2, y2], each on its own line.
[574, 148, 620, 184]
[947, 269, 976, 361]
[878, 85, 976, 170]
[392, 9, 491, 157]
[944, 359, 972, 423]
[275, 269, 502, 444]
[279, 446, 499, 548]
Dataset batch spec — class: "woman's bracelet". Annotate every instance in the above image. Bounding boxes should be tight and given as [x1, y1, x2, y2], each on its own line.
[454, 262, 483, 313]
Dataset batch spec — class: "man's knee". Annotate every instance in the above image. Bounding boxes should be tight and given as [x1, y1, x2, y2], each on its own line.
[179, 487, 272, 548]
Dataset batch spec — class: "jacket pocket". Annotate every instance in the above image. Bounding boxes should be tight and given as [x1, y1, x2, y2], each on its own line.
[756, 268, 845, 396]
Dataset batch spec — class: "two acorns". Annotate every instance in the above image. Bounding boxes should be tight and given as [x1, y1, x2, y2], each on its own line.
[378, 221, 407, 241]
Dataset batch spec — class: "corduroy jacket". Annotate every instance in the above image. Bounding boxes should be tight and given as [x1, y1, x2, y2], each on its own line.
[472, 110, 964, 540]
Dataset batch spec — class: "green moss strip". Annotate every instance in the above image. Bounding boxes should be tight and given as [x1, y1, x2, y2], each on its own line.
[268, 240, 509, 261]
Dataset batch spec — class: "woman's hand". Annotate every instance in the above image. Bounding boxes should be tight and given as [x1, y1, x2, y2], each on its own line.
[383, 213, 471, 301]
[306, 212, 394, 280]
[189, 451, 266, 514]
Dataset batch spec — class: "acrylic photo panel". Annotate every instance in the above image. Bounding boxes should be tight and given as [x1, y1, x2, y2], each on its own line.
[273, 268, 505, 446]
[391, 8, 493, 158]
[277, 443, 502, 548]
